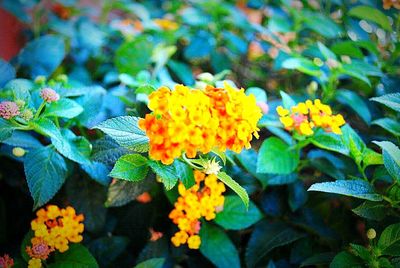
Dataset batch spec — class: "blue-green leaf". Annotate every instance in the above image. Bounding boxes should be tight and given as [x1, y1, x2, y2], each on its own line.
[372, 118, 400, 137]
[348, 5, 391, 31]
[370, 93, 400, 112]
[308, 180, 382, 201]
[43, 98, 83, 119]
[49, 244, 99, 268]
[336, 89, 371, 124]
[373, 141, 400, 182]
[24, 147, 67, 209]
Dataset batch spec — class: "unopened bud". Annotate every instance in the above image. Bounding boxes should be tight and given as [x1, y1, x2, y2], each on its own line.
[56, 74, 68, 84]
[12, 147, 26, 157]
[367, 228, 376, 240]
[21, 109, 34, 121]
[34, 76, 46, 85]
[197, 72, 214, 83]
[15, 99, 26, 108]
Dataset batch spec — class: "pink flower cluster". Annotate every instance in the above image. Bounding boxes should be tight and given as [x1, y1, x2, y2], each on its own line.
[40, 88, 60, 103]
[0, 101, 20, 120]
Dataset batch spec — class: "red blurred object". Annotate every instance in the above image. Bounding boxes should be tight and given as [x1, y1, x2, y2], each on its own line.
[0, 8, 26, 61]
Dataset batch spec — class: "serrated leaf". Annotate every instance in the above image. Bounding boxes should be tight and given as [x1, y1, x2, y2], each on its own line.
[217, 172, 249, 208]
[246, 221, 304, 267]
[109, 154, 149, 181]
[24, 147, 67, 209]
[257, 137, 299, 174]
[330, 251, 363, 268]
[200, 223, 240, 268]
[94, 116, 149, 152]
[311, 129, 349, 155]
[148, 160, 178, 190]
[373, 141, 400, 182]
[370, 93, 400, 112]
[173, 160, 195, 189]
[0, 119, 16, 142]
[215, 195, 262, 230]
[378, 223, 400, 256]
[2, 131, 42, 148]
[91, 136, 129, 166]
[308, 180, 382, 201]
[48, 244, 99, 268]
[43, 98, 83, 119]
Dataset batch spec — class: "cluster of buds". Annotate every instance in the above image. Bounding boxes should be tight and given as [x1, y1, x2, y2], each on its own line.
[169, 171, 225, 249]
[26, 205, 84, 268]
[277, 99, 345, 136]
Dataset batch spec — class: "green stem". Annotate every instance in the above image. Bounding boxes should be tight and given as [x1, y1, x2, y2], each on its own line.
[54, 117, 60, 128]
[34, 101, 47, 120]
[180, 153, 202, 170]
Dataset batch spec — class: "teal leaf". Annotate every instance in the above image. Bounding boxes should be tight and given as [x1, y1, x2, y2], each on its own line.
[94, 116, 149, 153]
[217, 172, 249, 208]
[105, 178, 153, 207]
[24, 147, 67, 209]
[246, 87, 267, 103]
[302, 11, 342, 38]
[18, 35, 65, 78]
[246, 221, 304, 267]
[336, 89, 371, 124]
[378, 223, 400, 256]
[109, 154, 149, 181]
[43, 98, 83, 119]
[257, 137, 299, 174]
[370, 93, 400, 112]
[281, 57, 322, 77]
[2, 131, 43, 148]
[311, 129, 349, 156]
[372, 118, 400, 137]
[215, 195, 263, 230]
[308, 180, 382, 201]
[373, 141, 400, 182]
[352, 201, 385, 221]
[148, 160, 178, 190]
[0, 59, 15, 87]
[200, 223, 240, 268]
[0, 119, 16, 142]
[348, 5, 391, 31]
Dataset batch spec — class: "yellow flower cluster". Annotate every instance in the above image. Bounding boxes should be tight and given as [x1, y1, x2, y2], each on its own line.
[169, 171, 225, 249]
[277, 99, 345, 136]
[27, 205, 85, 268]
[138, 83, 262, 164]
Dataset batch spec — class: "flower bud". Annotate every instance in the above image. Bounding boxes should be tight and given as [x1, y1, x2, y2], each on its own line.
[367, 228, 376, 240]
[34, 76, 46, 85]
[15, 99, 26, 108]
[12, 147, 26, 157]
[40, 88, 60, 103]
[21, 109, 34, 121]
[56, 74, 68, 84]
[197, 72, 214, 83]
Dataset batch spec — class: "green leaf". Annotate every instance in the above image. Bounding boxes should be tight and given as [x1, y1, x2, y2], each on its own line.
[173, 160, 195, 189]
[48, 244, 99, 268]
[317, 42, 337, 60]
[308, 180, 383, 201]
[217, 172, 249, 208]
[94, 116, 149, 152]
[352, 201, 386, 221]
[371, 93, 400, 112]
[43, 98, 83, 119]
[350, 244, 371, 261]
[378, 223, 400, 256]
[18, 35, 65, 78]
[215, 195, 262, 230]
[75, 86, 106, 128]
[148, 160, 178, 190]
[167, 60, 195, 85]
[373, 141, 400, 182]
[257, 137, 299, 174]
[200, 223, 240, 268]
[105, 178, 153, 207]
[0, 119, 16, 142]
[348, 5, 391, 31]
[311, 129, 349, 155]
[20, 231, 34, 262]
[336, 89, 371, 124]
[24, 147, 67, 209]
[281, 57, 322, 77]
[300, 252, 335, 267]
[362, 148, 383, 168]
[115, 37, 153, 76]
[134, 258, 165, 268]
[109, 154, 149, 181]
[330, 251, 363, 268]
[372, 118, 400, 137]
[246, 221, 304, 267]
[135, 84, 156, 95]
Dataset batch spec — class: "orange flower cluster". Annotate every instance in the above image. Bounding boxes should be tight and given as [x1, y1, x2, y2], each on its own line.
[139, 83, 262, 164]
[26, 205, 84, 268]
[169, 171, 225, 249]
[277, 99, 345, 136]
